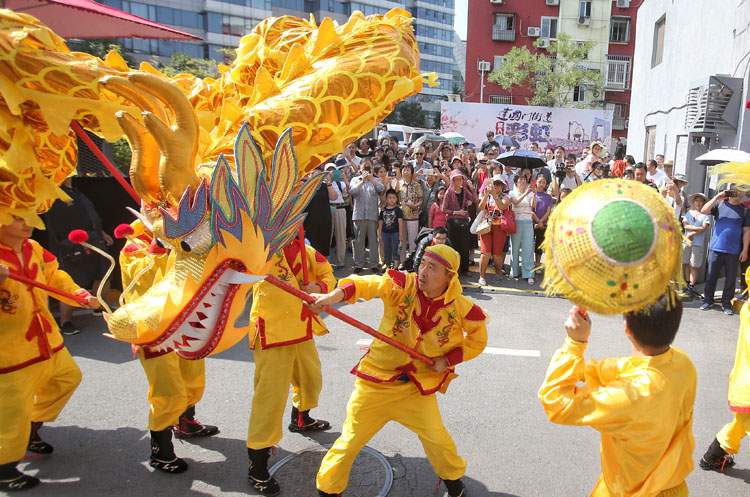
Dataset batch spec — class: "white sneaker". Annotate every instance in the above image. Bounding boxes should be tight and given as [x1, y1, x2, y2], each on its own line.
[478, 277, 487, 286]
[527, 278, 535, 285]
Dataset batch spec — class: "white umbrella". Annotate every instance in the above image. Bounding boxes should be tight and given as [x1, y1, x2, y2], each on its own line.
[695, 148, 750, 164]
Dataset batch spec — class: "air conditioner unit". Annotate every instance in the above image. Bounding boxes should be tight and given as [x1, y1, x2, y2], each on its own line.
[616, 0, 630, 7]
[546, 0, 560, 5]
[578, 16, 591, 25]
[527, 27, 541, 37]
[477, 60, 491, 72]
[537, 38, 551, 48]
[489, 0, 503, 4]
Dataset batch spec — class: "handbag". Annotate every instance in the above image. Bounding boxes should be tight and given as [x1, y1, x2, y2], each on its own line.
[499, 207, 517, 234]
[470, 210, 492, 235]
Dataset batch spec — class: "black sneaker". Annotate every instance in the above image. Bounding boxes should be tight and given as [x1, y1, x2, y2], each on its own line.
[700, 438, 735, 472]
[60, 322, 80, 336]
[443, 478, 467, 497]
[699, 303, 712, 311]
[723, 306, 735, 316]
[353, 267, 363, 273]
[0, 474, 40, 492]
[370, 266, 382, 274]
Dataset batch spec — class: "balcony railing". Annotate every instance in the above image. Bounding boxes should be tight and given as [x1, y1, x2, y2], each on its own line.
[613, 116, 627, 130]
[492, 26, 516, 42]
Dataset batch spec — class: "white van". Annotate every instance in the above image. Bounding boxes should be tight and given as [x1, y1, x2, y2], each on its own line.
[382, 124, 415, 147]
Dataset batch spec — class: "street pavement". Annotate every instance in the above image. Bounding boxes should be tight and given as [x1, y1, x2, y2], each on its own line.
[12, 286, 750, 497]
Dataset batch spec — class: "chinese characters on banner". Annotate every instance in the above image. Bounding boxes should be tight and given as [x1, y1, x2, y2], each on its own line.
[441, 102, 613, 155]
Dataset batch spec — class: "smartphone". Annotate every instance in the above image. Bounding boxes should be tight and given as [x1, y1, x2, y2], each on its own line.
[422, 168, 434, 176]
[388, 170, 396, 177]
[725, 190, 737, 198]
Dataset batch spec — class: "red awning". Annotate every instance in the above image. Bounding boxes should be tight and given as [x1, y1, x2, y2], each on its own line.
[5, 0, 202, 40]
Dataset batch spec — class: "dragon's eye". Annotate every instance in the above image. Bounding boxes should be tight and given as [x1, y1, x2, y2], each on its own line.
[181, 222, 213, 255]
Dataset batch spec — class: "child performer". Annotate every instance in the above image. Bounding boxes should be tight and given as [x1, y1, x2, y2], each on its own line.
[699, 269, 750, 472]
[311, 245, 487, 497]
[0, 215, 99, 491]
[539, 296, 696, 497]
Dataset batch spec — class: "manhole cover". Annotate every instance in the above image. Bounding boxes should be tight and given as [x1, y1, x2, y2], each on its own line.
[269, 444, 393, 497]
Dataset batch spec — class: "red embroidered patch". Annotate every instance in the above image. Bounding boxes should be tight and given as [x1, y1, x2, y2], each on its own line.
[42, 249, 57, 263]
[464, 304, 487, 321]
[387, 269, 406, 288]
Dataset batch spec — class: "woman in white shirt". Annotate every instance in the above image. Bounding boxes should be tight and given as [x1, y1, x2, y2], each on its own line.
[509, 174, 537, 284]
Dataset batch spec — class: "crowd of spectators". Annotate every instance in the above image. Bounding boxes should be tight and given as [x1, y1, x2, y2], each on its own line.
[301, 128, 749, 313]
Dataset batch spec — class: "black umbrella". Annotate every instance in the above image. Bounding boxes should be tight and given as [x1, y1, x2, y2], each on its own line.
[497, 150, 547, 170]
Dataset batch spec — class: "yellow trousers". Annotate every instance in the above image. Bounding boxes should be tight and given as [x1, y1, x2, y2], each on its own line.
[247, 339, 322, 450]
[139, 351, 205, 431]
[717, 412, 750, 454]
[591, 478, 688, 497]
[316, 378, 466, 494]
[0, 348, 81, 465]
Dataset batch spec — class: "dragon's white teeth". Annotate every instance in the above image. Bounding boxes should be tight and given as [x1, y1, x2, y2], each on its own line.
[223, 269, 265, 284]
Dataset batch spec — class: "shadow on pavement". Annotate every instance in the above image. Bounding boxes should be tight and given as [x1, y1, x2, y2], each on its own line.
[724, 465, 750, 484]
[18, 425, 295, 497]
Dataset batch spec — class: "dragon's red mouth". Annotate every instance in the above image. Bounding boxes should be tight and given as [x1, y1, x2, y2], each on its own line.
[142, 258, 247, 359]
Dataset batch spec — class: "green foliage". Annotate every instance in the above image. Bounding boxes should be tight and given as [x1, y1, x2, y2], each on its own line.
[110, 139, 132, 174]
[159, 53, 219, 79]
[67, 39, 135, 66]
[384, 101, 426, 128]
[488, 33, 603, 107]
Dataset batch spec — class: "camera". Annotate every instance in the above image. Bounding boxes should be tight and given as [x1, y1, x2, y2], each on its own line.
[725, 189, 738, 198]
[554, 162, 566, 180]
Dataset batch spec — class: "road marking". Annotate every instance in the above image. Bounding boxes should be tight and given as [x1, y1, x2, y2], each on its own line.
[355, 339, 540, 358]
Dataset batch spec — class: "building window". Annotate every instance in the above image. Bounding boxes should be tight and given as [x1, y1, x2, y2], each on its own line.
[605, 55, 631, 90]
[652, 15, 666, 67]
[490, 95, 512, 104]
[644, 126, 657, 160]
[610, 16, 630, 43]
[573, 86, 586, 102]
[612, 103, 627, 130]
[541, 17, 558, 39]
[492, 14, 515, 41]
[493, 56, 505, 70]
[494, 13, 514, 30]
[578, 1, 592, 18]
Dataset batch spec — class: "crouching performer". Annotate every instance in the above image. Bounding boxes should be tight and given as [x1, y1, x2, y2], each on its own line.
[311, 244, 487, 497]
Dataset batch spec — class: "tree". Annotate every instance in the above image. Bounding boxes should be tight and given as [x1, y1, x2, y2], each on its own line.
[384, 101, 426, 128]
[488, 33, 603, 108]
[159, 52, 218, 79]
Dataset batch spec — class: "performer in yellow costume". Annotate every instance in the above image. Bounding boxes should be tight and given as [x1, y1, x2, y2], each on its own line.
[310, 244, 487, 497]
[246, 237, 336, 495]
[699, 267, 750, 472]
[117, 222, 218, 474]
[0, 214, 99, 492]
[539, 297, 696, 497]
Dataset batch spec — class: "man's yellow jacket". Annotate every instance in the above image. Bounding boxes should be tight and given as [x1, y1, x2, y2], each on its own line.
[338, 269, 487, 394]
[729, 302, 750, 412]
[0, 239, 88, 373]
[249, 241, 336, 349]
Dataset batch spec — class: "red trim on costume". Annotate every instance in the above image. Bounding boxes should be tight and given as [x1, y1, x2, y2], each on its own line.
[407, 370, 453, 395]
[444, 347, 463, 366]
[413, 291, 445, 334]
[123, 243, 142, 255]
[42, 249, 56, 263]
[256, 317, 313, 349]
[340, 282, 356, 301]
[730, 403, 750, 413]
[422, 251, 452, 271]
[317, 281, 329, 294]
[314, 251, 327, 263]
[464, 304, 487, 321]
[387, 268, 406, 288]
[0, 343, 64, 374]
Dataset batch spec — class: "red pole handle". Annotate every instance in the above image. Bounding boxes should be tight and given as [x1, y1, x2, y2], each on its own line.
[298, 227, 309, 286]
[71, 121, 141, 204]
[8, 271, 89, 306]
[265, 275, 435, 366]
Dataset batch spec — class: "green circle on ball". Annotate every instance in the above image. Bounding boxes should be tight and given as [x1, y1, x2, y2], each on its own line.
[591, 200, 655, 263]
